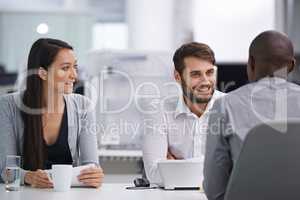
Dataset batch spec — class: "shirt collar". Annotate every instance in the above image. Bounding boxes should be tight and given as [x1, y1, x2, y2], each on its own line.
[174, 94, 192, 118]
[174, 90, 220, 119]
[257, 76, 287, 84]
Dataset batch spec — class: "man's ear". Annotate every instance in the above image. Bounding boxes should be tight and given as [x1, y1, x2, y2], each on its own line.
[249, 55, 255, 71]
[247, 55, 256, 81]
[38, 67, 48, 81]
[287, 58, 296, 73]
[174, 70, 182, 83]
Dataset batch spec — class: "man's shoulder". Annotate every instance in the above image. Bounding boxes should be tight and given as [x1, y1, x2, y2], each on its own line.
[210, 89, 241, 112]
[210, 90, 227, 107]
[223, 84, 252, 100]
[213, 90, 226, 99]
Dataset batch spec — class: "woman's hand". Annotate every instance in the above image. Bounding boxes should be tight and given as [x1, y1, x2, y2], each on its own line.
[78, 166, 104, 188]
[24, 169, 53, 188]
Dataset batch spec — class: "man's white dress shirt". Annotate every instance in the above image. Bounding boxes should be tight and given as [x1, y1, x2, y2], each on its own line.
[142, 90, 225, 184]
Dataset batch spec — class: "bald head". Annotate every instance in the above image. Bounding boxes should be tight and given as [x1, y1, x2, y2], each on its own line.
[248, 30, 295, 81]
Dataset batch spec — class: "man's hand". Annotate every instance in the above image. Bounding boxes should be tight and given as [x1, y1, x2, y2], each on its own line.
[167, 150, 177, 160]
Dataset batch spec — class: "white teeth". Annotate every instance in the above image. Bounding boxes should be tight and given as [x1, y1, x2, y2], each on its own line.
[197, 87, 209, 92]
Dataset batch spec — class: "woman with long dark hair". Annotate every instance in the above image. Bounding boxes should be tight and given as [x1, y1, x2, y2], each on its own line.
[0, 38, 103, 188]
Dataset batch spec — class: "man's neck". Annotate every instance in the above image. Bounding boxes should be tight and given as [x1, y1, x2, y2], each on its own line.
[183, 96, 208, 118]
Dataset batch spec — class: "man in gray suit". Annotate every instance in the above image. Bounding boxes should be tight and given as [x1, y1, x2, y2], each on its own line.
[203, 30, 300, 200]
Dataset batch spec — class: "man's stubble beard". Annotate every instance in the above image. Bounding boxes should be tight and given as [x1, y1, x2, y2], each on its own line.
[181, 78, 214, 104]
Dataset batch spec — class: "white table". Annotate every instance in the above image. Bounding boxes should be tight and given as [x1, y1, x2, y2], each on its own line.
[1, 184, 207, 200]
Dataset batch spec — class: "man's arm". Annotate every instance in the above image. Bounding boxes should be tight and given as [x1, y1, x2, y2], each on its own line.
[142, 113, 168, 185]
[203, 99, 233, 200]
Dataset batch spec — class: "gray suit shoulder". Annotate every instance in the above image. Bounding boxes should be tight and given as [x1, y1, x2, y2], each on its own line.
[0, 92, 21, 112]
[214, 90, 226, 98]
[0, 92, 18, 102]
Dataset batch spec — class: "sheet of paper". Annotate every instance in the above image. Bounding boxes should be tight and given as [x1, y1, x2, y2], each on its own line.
[71, 164, 95, 186]
[46, 164, 95, 187]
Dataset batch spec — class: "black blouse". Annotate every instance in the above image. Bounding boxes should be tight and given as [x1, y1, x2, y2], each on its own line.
[44, 105, 73, 169]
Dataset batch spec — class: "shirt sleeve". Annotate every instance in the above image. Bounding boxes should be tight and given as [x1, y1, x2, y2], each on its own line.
[78, 97, 99, 166]
[142, 111, 168, 185]
[203, 98, 233, 200]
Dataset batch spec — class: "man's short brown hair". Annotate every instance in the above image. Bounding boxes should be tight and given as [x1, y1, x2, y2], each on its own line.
[173, 42, 215, 75]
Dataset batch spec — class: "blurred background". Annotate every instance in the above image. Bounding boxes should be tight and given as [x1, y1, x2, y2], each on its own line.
[0, 0, 299, 182]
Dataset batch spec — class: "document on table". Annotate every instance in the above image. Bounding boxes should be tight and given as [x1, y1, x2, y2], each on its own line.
[46, 164, 95, 187]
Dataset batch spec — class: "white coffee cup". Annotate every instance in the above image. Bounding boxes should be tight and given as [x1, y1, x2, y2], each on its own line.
[51, 165, 72, 192]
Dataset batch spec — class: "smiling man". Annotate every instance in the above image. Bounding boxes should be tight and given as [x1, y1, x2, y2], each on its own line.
[142, 42, 225, 185]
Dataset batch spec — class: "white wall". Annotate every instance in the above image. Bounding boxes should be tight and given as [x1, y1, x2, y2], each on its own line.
[0, 0, 88, 12]
[126, 0, 196, 52]
[194, 0, 276, 62]
[172, 0, 195, 49]
[126, 0, 174, 51]
[0, 11, 93, 72]
[290, 0, 300, 53]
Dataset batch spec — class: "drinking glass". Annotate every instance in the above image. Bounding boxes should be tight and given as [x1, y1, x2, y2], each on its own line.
[5, 155, 21, 191]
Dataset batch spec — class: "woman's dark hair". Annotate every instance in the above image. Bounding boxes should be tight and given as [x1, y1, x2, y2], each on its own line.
[21, 38, 73, 170]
